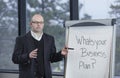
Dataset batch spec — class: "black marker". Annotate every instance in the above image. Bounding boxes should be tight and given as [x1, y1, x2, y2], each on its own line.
[65, 48, 74, 50]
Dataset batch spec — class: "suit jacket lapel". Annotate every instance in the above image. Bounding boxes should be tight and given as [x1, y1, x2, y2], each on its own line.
[43, 33, 48, 56]
[26, 31, 36, 51]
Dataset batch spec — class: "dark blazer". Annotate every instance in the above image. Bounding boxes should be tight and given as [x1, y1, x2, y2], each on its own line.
[12, 32, 64, 78]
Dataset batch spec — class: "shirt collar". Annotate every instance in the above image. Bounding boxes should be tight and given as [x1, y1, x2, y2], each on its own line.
[31, 31, 43, 41]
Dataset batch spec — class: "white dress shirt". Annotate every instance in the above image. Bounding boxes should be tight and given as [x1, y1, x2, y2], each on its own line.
[31, 31, 43, 41]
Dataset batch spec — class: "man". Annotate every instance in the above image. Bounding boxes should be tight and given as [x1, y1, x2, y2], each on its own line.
[12, 14, 68, 78]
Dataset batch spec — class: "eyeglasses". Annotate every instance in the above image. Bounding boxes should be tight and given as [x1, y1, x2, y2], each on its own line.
[32, 21, 44, 24]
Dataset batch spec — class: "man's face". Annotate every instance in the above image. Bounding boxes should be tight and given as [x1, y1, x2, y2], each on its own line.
[30, 15, 44, 33]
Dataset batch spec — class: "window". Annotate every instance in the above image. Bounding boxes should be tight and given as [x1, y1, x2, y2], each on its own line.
[0, 0, 18, 69]
[79, 0, 114, 20]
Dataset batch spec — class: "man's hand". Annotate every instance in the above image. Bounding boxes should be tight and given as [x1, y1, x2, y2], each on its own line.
[29, 48, 38, 59]
[61, 47, 68, 56]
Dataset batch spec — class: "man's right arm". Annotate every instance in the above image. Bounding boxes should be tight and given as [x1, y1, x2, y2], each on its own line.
[12, 37, 30, 64]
